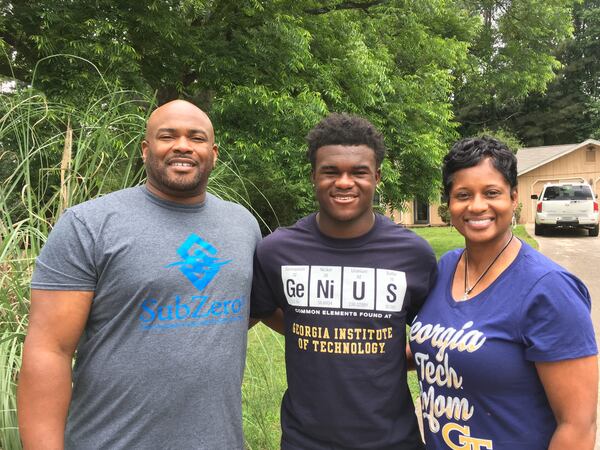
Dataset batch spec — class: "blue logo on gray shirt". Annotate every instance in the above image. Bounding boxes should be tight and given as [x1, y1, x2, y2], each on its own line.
[139, 234, 242, 331]
[165, 234, 231, 291]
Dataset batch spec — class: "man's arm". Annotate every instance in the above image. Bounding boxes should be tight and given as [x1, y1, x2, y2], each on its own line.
[260, 308, 284, 334]
[249, 308, 284, 335]
[536, 355, 598, 450]
[18, 289, 93, 450]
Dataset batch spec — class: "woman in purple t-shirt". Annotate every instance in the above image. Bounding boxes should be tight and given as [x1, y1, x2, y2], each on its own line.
[409, 136, 598, 449]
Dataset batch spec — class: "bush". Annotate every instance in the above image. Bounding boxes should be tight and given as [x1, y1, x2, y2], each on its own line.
[514, 202, 523, 224]
[437, 203, 451, 225]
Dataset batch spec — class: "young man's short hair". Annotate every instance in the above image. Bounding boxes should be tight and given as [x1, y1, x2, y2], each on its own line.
[306, 113, 386, 168]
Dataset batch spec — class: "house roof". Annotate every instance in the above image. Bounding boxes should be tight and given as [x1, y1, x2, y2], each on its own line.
[517, 139, 600, 176]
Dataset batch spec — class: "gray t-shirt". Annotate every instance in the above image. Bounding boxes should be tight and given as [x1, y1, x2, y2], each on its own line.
[31, 186, 261, 449]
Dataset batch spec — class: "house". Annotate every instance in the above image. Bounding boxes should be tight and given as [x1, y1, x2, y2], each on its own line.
[392, 139, 600, 225]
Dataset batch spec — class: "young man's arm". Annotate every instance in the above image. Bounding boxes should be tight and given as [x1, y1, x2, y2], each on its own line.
[260, 308, 284, 334]
[18, 289, 93, 450]
[248, 309, 284, 334]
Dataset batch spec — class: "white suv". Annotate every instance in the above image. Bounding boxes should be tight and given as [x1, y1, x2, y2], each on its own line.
[532, 182, 599, 236]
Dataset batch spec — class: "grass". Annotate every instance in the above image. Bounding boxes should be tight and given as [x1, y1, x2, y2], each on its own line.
[411, 224, 537, 259]
[240, 224, 538, 449]
[0, 87, 152, 450]
[243, 326, 286, 450]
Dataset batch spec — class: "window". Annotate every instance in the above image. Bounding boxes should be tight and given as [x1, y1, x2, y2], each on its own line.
[542, 185, 593, 201]
[586, 148, 596, 162]
[414, 200, 429, 224]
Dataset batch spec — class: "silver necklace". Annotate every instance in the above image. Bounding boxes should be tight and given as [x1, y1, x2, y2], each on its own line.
[462, 234, 514, 301]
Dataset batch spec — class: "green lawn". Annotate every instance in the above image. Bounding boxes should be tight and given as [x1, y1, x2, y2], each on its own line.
[242, 225, 537, 449]
[411, 224, 537, 258]
[243, 326, 286, 450]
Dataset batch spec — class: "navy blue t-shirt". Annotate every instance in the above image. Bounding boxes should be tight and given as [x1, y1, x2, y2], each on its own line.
[251, 213, 437, 449]
[409, 242, 597, 450]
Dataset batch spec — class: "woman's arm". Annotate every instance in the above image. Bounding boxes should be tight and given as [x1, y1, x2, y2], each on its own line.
[536, 355, 598, 450]
[405, 343, 416, 371]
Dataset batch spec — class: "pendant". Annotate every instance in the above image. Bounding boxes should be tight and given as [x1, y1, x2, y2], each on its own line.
[461, 292, 469, 301]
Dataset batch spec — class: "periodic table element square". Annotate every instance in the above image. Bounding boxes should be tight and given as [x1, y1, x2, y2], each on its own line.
[281, 265, 309, 306]
[342, 267, 375, 310]
[376, 269, 407, 312]
[309, 265, 342, 308]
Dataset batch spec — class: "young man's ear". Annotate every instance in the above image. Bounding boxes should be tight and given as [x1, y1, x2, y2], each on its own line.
[375, 168, 382, 183]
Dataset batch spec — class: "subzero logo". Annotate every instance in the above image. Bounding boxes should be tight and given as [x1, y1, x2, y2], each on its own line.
[139, 234, 244, 330]
[165, 234, 231, 291]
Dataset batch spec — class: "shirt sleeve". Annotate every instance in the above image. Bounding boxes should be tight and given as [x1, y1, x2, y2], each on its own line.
[521, 270, 597, 362]
[250, 247, 280, 319]
[31, 209, 97, 291]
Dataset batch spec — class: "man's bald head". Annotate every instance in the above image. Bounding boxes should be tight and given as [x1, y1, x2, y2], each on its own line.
[145, 100, 215, 142]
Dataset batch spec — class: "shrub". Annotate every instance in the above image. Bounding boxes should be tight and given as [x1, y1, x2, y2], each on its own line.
[437, 203, 451, 225]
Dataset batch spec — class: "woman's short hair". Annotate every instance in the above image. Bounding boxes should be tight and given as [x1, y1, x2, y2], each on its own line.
[442, 136, 517, 202]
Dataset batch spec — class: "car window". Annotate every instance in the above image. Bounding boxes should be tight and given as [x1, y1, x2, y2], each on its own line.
[542, 185, 593, 201]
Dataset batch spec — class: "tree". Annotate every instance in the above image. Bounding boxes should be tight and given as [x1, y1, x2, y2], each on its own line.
[507, 0, 600, 145]
[455, 0, 600, 146]
[454, 0, 574, 135]
[476, 127, 523, 152]
[0, 0, 575, 229]
[207, 1, 475, 227]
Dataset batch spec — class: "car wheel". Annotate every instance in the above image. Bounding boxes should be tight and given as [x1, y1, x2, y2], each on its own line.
[534, 223, 544, 236]
[590, 224, 599, 237]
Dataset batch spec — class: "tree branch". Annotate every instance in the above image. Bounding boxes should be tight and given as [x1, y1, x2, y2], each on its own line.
[305, 0, 387, 15]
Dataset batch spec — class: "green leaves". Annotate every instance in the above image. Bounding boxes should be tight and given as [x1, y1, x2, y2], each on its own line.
[0, 0, 575, 228]
[455, 0, 574, 130]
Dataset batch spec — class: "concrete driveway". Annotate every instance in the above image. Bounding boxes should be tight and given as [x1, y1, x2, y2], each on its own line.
[525, 224, 600, 448]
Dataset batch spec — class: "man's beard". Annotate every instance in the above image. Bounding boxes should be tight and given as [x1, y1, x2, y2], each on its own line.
[144, 152, 210, 195]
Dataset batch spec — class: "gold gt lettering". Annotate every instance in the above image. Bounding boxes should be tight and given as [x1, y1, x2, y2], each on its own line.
[442, 423, 493, 450]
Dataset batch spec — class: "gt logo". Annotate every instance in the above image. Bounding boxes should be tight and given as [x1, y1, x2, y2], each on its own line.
[442, 423, 493, 450]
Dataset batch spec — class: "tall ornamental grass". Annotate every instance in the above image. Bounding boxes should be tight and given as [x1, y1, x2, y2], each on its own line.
[0, 87, 151, 448]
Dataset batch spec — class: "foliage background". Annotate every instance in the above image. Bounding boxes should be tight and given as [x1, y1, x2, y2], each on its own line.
[2, 0, 583, 231]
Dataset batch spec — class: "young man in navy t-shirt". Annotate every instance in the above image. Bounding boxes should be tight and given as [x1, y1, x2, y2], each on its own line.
[251, 113, 437, 450]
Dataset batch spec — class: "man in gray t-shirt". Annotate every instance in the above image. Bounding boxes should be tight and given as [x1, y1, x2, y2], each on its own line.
[17, 100, 261, 449]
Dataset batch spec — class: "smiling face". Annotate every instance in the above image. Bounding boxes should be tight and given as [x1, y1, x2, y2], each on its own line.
[312, 144, 381, 238]
[142, 100, 218, 204]
[448, 157, 517, 246]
